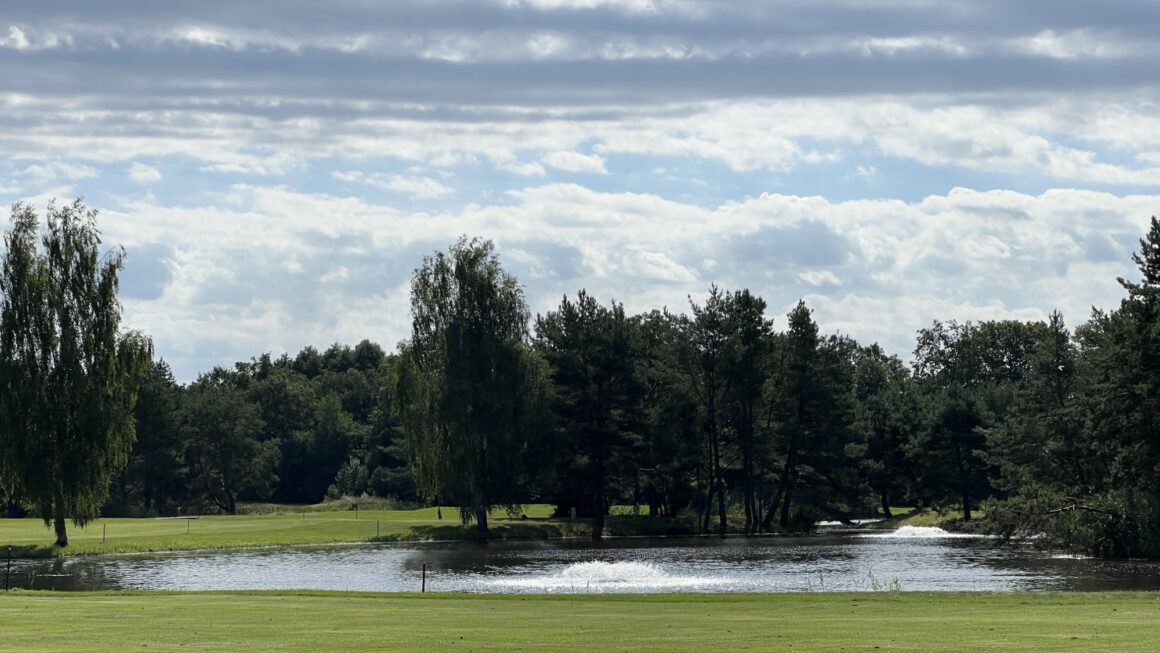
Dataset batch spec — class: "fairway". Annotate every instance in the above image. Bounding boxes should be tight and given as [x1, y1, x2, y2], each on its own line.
[2, 591, 1159, 652]
[0, 505, 571, 558]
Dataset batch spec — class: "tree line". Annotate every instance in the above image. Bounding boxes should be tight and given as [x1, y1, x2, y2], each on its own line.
[2, 201, 1160, 557]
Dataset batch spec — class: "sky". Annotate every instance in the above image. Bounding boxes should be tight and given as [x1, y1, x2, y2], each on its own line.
[3, 0, 1159, 382]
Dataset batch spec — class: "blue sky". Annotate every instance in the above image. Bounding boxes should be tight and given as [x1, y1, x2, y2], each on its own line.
[3, 0, 1159, 381]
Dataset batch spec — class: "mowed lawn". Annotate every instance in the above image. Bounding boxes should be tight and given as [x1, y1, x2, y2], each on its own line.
[0, 506, 562, 557]
[2, 590, 1160, 652]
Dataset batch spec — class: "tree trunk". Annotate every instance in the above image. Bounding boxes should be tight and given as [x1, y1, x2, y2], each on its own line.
[475, 505, 489, 534]
[961, 492, 972, 521]
[700, 438, 713, 533]
[880, 493, 893, 519]
[592, 448, 605, 541]
[53, 483, 68, 547]
[762, 482, 785, 532]
[54, 514, 69, 547]
[779, 473, 795, 529]
[742, 438, 754, 534]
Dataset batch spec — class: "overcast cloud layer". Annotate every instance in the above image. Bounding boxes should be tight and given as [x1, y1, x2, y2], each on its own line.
[3, 1, 1158, 381]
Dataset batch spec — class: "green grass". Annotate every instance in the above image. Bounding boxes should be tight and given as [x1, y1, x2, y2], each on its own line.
[0, 505, 592, 558]
[2, 590, 1159, 651]
[864, 507, 983, 531]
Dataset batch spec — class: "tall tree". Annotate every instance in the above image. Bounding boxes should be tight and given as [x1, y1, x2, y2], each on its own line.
[762, 302, 858, 530]
[0, 200, 152, 546]
[684, 286, 732, 535]
[719, 289, 773, 534]
[633, 309, 700, 518]
[535, 290, 642, 539]
[395, 237, 547, 534]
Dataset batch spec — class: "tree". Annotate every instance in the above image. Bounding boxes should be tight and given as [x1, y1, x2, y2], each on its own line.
[718, 289, 773, 534]
[633, 309, 700, 518]
[247, 364, 319, 503]
[683, 286, 732, 535]
[851, 345, 920, 518]
[113, 359, 186, 515]
[535, 290, 642, 539]
[911, 319, 1047, 520]
[182, 369, 277, 515]
[762, 302, 858, 530]
[395, 237, 547, 534]
[0, 200, 152, 546]
[986, 217, 1160, 556]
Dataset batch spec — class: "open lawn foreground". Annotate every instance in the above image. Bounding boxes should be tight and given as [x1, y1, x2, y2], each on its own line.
[2, 591, 1159, 652]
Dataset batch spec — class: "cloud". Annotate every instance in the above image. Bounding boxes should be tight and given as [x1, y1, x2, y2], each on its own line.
[0, 25, 30, 50]
[6, 94, 1159, 190]
[127, 162, 162, 184]
[543, 150, 608, 174]
[17, 161, 98, 184]
[94, 183, 1157, 381]
[332, 171, 454, 198]
[5, 1, 1160, 384]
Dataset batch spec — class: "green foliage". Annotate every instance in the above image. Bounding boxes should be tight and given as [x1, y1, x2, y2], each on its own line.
[0, 199, 152, 546]
[110, 360, 185, 516]
[911, 318, 1048, 520]
[852, 345, 921, 518]
[395, 237, 548, 532]
[534, 290, 643, 539]
[977, 217, 1160, 556]
[181, 369, 277, 515]
[761, 302, 860, 530]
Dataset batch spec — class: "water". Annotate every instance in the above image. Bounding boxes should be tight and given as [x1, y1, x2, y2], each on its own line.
[8, 527, 1160, 593]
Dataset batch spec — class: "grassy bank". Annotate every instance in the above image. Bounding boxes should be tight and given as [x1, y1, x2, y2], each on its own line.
[863, 507, 985, 532]
[2, 590, 1158, 651]
[0, 504, 694, 558]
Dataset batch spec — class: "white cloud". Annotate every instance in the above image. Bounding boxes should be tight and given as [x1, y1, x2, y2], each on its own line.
[17, 162, 98, 184]
[0, 25, 30, 50]
[127, 162, 162, 184]
[542, 150, 609, 174]
[798, 270, 842, 286]
[333, 171, 454, 198]
[1014, 29, 1128, 60]
[98, 183, 1159, 381]
[495, 159, 548, 177]
[7, 1, 1160, 383]
[5, 96, 1160, 186]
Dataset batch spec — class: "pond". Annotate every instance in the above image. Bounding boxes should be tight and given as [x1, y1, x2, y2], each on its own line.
[7, 526, 1160, 593]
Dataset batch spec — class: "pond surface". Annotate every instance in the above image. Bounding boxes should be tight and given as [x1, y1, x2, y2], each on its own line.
[7, 526, 1160, 593]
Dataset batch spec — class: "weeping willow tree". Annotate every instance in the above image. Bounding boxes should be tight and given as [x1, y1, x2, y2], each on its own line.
[0, 200, 152, 547]
[394, 237, 548, 534]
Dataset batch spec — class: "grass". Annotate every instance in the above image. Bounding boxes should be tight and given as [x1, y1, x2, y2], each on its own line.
[863, 507, 984, 531]
[0, 504, 596, 558]
[2, 590, 1159, 651]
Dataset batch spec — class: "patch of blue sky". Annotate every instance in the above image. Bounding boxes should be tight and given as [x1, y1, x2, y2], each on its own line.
[76, 157, 241, 212]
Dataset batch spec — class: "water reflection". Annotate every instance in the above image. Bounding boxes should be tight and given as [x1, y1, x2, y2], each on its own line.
[7, 531, 1160, 593]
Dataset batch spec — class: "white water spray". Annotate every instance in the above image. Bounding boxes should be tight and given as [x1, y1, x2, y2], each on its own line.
[858, 525, 979, 539]
[494, 560, 721, 593]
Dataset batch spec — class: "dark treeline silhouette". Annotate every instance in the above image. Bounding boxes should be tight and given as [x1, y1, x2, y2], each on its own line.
[4, 203, 1160, 557]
